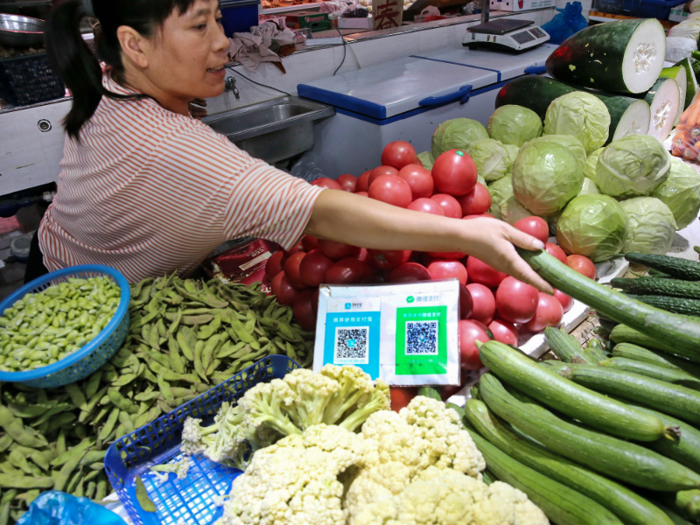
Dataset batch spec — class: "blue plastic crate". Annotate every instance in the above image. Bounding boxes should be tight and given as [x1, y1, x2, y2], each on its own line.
[105, 355, 300, 525]
[593, 0, 684, 19]
[221, 0, 261, 37]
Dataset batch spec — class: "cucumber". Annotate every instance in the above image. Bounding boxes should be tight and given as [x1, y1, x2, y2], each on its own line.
[600, 357, 700, 388]
[584, 338, 609, 362]
[657, 490, 700, 522]
[545, 19, 666, 94]
[544, 327, 592, 364]
[517, 249, 700, 358]
[463, 423, 624, 525]
[648, 268, 673, 278]
[625, 294, 700, 316]
[495, 76, 650, 143]
[611, 276, 700, 300]
[464, 399, 673, 525]
[482, 468, 497, 485]
[660, 65, 687, 125]
[625, 252, 700, 281]
[623, 403, 700, 475]
[478, 372, 700, 491]
[612, 343, 700, 376]
[556, 362, 700, 425]
[642, 77, 680, 142]
[478, 340, 668, 441]
[675, 57, 698, 110]
[417, 386, 441, 400]
[608, 324, 700, 363]
[656, 503, 695, 525]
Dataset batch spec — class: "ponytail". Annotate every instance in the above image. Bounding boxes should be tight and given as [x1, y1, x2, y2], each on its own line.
[46, 0, 197, 140]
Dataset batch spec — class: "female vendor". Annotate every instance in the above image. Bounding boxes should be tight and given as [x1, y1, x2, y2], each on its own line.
[33, 0, 551, 296]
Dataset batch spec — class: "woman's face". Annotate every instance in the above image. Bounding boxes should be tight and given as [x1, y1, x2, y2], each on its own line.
[123, 0, 230, 105]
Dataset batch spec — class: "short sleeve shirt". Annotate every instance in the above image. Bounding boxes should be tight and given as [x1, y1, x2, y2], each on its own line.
[39, 75, 322, 282]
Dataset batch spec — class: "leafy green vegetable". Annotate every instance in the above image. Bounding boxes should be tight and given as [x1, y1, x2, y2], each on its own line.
[488, 174, 514, 219]
[417, 151, 435, 171]
[500, 196, 533, 225]
[585, 147, 604, 180]
[619, 197, 676, 255]
[652, 158, 700, 230]
[595, 135, 671, 198]
[504, 144, 520, 168]
[556, 194, 628, 262]
[578, 178, 600, 196]
[525, 135, 587, 172]
[467, 138, 511, 182]
[544, 92, 611, 154]
[487, 105, 543, 147]
[431, 118, 488, 158]
[512, 141, 584, 216]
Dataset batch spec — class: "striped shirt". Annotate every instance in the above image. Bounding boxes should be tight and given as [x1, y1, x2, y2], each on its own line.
[39, 75, 322, 283]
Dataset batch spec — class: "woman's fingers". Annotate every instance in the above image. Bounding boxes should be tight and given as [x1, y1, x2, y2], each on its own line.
[504, 247, 554, 294]
[504, 223, 546, 251]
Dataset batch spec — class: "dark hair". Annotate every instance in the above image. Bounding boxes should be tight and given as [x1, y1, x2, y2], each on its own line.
[46, 0, 197, 140]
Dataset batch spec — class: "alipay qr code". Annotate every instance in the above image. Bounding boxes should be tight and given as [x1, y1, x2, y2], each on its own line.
[334, 327, 370, 364]
[405, 321, 438, 355]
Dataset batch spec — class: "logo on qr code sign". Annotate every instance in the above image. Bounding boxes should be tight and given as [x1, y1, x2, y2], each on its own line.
[334, 327, 370, 364]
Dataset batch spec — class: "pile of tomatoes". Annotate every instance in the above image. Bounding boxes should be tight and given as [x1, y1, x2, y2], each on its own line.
[264, 141, 599, 403]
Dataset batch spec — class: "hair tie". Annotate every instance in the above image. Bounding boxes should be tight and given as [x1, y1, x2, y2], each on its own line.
[83, 0, 95, 18]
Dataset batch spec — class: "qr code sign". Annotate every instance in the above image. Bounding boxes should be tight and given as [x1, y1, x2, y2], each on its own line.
[334, 327, 370, 364]
[405, 321, 438, 355]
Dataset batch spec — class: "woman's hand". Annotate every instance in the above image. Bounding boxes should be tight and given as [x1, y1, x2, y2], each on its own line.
[189, 98, 208, 119]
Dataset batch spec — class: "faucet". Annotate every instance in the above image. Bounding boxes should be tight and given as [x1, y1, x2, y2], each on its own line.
[225, 77, 240, 100]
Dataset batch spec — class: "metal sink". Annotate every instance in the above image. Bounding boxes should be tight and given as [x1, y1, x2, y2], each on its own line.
[204, 96, 334, 165]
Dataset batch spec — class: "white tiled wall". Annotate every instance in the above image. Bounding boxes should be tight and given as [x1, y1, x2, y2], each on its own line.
[207, 8, 555, 115]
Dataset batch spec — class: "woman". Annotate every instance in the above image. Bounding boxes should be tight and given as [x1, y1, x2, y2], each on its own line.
[37, 0, 551, 295]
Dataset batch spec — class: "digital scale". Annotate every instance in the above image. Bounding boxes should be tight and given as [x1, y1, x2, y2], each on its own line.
[462, 0, 550, 53]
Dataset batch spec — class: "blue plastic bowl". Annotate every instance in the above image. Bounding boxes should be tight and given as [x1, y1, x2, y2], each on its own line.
[0, 265, 131, 388]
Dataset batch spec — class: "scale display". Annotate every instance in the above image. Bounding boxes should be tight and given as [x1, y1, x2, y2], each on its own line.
[464, 19, 550, 52]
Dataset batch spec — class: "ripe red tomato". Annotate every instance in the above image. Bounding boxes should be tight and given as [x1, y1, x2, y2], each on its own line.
[514, 216, 549, 245]
[369, 165, 399, 187]
[554, 289, 574, 313]
[496, 276, 539, 324]
[336, 174, 358, 193]
[428, 259, 468, 285]
[318, 240, 361, 260]
[466, 283, 496, 324]
[357, 248, 369, 262]
[463, 213, 495, 220]
[524, 292, 564, 332]
[283, 251, 307, 290]
[388, 262, 431, 283]
[459, 283, 474, 320]
[382, 141, 418, 170]
[458, 183, 492, 216]
[325, 258, 373, 285]
[432, 150, 478, 196]
[466, 257, 507, 288]
[357, 171, 372, 192]
[355, 191, 369, 197]
[430, 194, 462, 219]
[301, 235, 319, 252]
[458, 319, 491, 370]
[398, 164, 434, 199]
[265, 251, 285, 281]
[408, 198, 445, 216]
[271, 272, 298, 306]
[390, 386, 417, 412]
[545, 242, 567, 265]
[299, 250, 334, 287]
[310, 177, 342, 190]
[292, 289, 318, 331]
[489, 318, 519, 346]
[368, 175, 413, 208]
[567, 254, 597, 280]
[366, 249, 412, 270]
[283, 241, 304, 260]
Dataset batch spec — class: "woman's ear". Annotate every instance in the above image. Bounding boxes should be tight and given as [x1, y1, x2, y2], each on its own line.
[116, 25, 150, 69]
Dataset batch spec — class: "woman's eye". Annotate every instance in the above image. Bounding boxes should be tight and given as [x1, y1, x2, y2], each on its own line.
[216, 17, 223, 25]
[194, 23, 206, 30]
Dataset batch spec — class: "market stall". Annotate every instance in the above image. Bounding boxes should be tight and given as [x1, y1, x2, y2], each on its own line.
[4, 10, 700, 525]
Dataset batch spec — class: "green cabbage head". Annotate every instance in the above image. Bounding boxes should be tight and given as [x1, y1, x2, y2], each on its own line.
[504, 144, 520, 168]
[544, 92, 611, 154]
[431, 118, 488, 158]
[500, 196, 533, 225]
[524, 135, 586, 172]
[467, 138, 511, 182]
[417, 151, 435, 171]
[487, 105, 543, 147]
[512, 141, 584, 216]
[585, 147, 604, 180]
[619, 197, 676, 255]
[488, 174, 514, 219]
[652, 159, 700, 230]
[578, 178, 600, 197]
[595, 135, 671, 198]
[556, 194, 628, 262]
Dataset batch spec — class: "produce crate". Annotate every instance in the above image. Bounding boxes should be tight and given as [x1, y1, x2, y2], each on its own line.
[104, 355, 299, 525]
[592, 0, 684, 19]
[0, 53, 65, 107]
